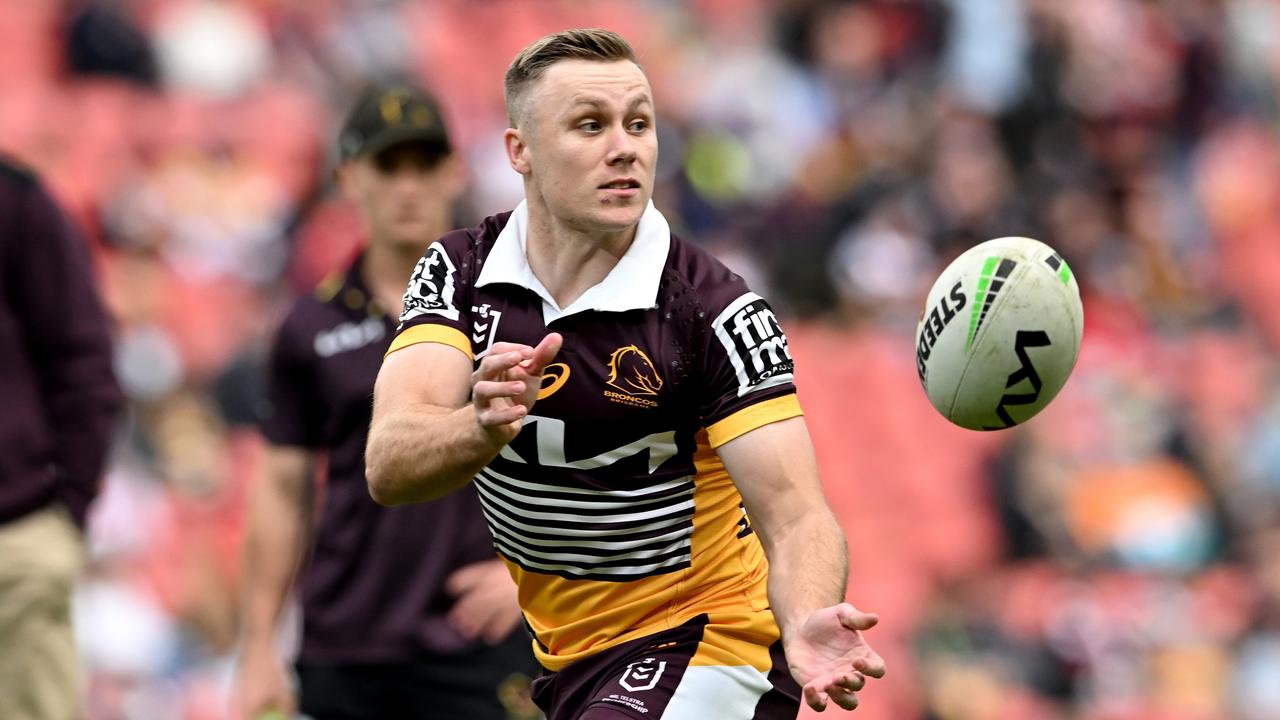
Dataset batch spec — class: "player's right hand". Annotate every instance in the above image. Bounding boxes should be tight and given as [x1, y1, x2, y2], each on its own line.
[234, 642, 296, 720]
[471, 333, 562, 443]
[785, 603, 886, 712]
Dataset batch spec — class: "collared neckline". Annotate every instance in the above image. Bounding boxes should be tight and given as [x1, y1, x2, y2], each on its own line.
[315, 250, 391, 322]
[475, 200, 672, 325]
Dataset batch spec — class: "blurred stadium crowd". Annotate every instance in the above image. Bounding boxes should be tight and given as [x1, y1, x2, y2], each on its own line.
[3, 0, 1280, 718]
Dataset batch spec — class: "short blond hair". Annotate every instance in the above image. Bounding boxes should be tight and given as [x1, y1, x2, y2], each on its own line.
[504, 28, 638, 127]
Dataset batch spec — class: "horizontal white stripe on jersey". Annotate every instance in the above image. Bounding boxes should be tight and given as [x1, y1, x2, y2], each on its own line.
[474, 472, 694, 525]
[474, 468, 696, 579]
[475, 495, 692, 540]
[491, 529, 690, 565]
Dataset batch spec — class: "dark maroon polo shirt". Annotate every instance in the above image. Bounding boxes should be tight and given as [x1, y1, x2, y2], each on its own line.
[0, 158, 122, 528]
[260, 252, 498, 662]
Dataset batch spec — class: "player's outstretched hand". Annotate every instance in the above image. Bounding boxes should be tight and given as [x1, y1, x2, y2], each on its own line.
[785, 603, 886, 712]
[471, 333, 562, 443]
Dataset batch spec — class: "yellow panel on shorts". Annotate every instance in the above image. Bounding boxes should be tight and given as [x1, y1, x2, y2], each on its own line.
[690, 610, 781, 672]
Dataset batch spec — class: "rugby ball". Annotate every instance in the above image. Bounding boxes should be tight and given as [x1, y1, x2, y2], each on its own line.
[915, 237, 1083, 430]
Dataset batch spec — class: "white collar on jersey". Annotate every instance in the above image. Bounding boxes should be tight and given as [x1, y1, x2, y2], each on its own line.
[475, 199, 673, 325]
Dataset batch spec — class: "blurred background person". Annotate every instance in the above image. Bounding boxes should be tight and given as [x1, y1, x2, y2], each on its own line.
[235, 83, 537, 720]
[0, 155, 122, 720]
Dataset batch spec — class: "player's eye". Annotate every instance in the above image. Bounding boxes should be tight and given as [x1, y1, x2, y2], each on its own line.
[578, 120, 603, 133]
[628, 119, 649, 133]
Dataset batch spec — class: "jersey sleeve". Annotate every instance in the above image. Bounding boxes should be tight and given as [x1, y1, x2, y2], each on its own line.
[260, 310, 326, 448]
[387, 235, 475, 360]
[697, 274, 803, 448]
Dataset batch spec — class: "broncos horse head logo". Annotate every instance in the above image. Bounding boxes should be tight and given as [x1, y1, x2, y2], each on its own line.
[606, 345, 663, 396]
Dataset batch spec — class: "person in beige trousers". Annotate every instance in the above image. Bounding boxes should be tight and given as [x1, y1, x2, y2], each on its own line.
[0, 155, 123, 720]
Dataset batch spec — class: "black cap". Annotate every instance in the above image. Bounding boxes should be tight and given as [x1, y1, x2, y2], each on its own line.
[338, 83, 451, 161]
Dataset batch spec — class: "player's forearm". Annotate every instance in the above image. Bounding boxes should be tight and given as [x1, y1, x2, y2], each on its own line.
[761, 505, 850, 642]
[239, 467, 308, 646]
[365, 404, 503, 505]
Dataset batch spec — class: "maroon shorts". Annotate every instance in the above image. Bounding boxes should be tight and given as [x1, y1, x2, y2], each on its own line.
[530, 615, 801, 720]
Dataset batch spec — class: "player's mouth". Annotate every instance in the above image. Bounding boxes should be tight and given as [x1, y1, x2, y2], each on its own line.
[599, 178, 641, 199]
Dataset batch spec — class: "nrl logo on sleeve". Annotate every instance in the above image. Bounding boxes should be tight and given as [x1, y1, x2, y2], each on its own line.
[470, 303, 502, 358]
[712, 292, 794, 396]
[400, 243, 459, 323]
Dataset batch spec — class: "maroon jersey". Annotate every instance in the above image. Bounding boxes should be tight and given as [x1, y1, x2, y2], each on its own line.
[0, 158, 121, 528]
[261, 253, 498, 662]
[387, 203, 802, 674]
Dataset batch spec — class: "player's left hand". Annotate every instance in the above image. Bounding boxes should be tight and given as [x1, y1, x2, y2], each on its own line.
[445, 559, 523, 644]
[784, 603, 886, 712]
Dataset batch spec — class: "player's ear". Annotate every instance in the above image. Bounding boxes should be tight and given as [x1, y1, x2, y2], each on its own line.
[504, 127, 531, 176]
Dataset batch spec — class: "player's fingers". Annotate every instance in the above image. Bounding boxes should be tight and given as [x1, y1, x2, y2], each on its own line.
[444, 564, 486, 594]
[832, 670, 866, 693]
[481, 605, 522, 645]
[803, 683, 829, 712]
[490, 341, 534, 358]
[452, 586, 516, 644]
[476, 406, 526, 429]
[472, 380, 526, 404]
[447, 605, 481, 640]
[446, 582, 487, 633]
[853, 653, 887, 679]
[835, 603, 879, 632]
[829, 686, 859, 712]
[526, 332, 563, 372]
[474, 351, 524, 381]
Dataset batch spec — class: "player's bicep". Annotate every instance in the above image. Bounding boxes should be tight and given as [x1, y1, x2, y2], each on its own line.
[374, 341, 474, 421]
[717, 416, 826, 541]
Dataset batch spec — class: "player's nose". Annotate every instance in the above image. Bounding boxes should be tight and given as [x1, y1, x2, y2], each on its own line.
[604, 123, 638, 166]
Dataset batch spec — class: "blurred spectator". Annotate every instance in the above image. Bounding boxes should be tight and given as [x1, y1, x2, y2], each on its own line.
[236, 82, 536, 720]
[63, 0, 159, 87]
[0, 156, 122, 720]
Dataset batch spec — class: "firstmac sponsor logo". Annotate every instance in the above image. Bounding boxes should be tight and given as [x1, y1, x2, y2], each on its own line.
[713, 293, 794, 397]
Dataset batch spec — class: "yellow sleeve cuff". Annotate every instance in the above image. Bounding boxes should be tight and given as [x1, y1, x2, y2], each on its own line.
[385, 324, 473, 360]
[706, 394, 804, 448]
